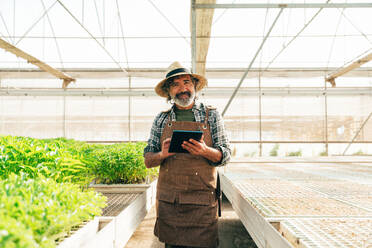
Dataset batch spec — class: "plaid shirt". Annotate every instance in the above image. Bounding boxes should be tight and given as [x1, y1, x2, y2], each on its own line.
[143, 102, 231, 166]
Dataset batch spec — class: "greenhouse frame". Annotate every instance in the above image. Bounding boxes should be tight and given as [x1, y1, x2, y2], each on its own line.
[1, 1, 371, 248]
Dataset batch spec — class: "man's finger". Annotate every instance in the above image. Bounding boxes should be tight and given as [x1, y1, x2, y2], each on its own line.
[188, 139, 200, 145]
[183, 141, 198, 150]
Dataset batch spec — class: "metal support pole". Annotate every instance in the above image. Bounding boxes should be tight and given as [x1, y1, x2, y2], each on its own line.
[342, 111, 372, 155]
[222, 8, 283, 117]
[128, 76, 132, 142]
[191, 0, 197, 73]
[258, 74, 262, 157]
[324, 80, 328, 156]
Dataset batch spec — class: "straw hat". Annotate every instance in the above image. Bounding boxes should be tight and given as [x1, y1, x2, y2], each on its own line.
[155, 61, 208, 98]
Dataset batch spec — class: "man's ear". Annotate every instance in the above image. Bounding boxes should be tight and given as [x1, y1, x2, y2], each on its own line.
[192, 76, 199, 88]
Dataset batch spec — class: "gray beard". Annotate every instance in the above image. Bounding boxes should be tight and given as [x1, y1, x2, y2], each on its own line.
[173, 91, 196, 107]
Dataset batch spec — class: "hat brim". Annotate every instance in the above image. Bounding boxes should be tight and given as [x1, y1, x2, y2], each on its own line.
[155, 72, 207, 98]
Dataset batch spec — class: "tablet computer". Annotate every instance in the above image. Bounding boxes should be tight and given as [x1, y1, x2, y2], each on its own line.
[168, 130, 203, 153]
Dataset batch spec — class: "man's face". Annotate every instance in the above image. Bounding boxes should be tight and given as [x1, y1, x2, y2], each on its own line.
[169, 74, 196, 108]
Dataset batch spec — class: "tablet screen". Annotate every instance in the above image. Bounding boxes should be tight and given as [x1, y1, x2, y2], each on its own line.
[168, 130, 203, 153]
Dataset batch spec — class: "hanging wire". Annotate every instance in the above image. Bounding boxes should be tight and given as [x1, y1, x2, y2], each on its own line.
[93, 0, 105, 46]
[56, 0, 128, 75]
[331, 47, 372, 74]
[212, 0, 236, 26]
[82, 0, 84, 26]
[115, 0, 130, 71]
[257, 0, 270, 157]
[338, 10, 372, 45]
[326, 7, 344, 70]
[0, 13, 14, 43]
[284, 0, 294, 45]
[259, 0, 270, 69]
[13, 0, 15, 44]
[40, 0, 64, 69]
[263, 0, 331, 72]
[0, 30, 6, 40]
[303, 0, 306, 26]
[147, 0, 189, 44]
[15, 0, 58, 46]
[42, 7, 45, 59]
[103, 0, 105, 44]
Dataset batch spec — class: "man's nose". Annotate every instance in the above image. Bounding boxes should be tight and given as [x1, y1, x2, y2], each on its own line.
[179, 83, 187, 91]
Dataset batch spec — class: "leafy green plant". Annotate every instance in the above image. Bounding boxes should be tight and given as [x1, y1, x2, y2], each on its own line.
[287, 150, 302, 157]
[319, 151, 328, 156]
[0, 173, 106, 247]
[91, 142, 158, 184]
[0, 212, 39, 248]
[270, 144, 279, 156]
[0, 136, 95, 186]
[243, 151, 257, 157]
[0, 136, 158, 185]
[0, 136, 158, 247]
[352, 149, 365, 156]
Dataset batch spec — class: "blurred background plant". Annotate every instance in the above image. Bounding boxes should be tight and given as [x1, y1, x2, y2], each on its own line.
[270, 144, 280, 157]
[287, 150, 302, 157]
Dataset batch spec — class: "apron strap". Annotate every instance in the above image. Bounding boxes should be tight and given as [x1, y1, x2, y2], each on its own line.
[166, 106, 174, 126]
[204, 106, 210, 126]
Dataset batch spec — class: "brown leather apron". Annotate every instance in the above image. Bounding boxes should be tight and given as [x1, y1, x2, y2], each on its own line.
[154, 108, 218, 247]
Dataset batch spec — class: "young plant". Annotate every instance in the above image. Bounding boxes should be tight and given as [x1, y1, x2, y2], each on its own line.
[0, 173, 107, 247]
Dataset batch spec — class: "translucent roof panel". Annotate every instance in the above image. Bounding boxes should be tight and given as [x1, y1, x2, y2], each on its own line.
[208, 2, 372, 69]
[0, 0, 371, 75]
[0, 0, 191, 69]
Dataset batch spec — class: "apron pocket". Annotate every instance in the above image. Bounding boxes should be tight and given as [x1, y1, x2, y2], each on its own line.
[157, 190, 176, 203]
[178, 191, 212, 206]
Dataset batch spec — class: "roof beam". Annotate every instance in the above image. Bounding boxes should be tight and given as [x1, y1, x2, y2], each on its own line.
[0, 38, 75, 88]
[326, 51, 372, 87]
[1, 87, 371, 97]
[195, 3, 372, 9]
[1, 67, 372, 79]
[191, 0, 216, 76]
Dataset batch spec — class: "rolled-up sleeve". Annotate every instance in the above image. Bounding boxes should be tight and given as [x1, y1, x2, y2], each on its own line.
[209, 109, 231, 166]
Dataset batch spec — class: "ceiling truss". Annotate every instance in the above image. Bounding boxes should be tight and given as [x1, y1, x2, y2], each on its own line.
[0, 38, 75, 88]
[1, 87, 370, 97]
[1, 67, 371, 80]
[191, 2, 372, 116]
[326, 50, 372, 86]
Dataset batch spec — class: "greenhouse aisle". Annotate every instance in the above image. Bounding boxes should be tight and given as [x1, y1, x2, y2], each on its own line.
[124, 194, 257, 248]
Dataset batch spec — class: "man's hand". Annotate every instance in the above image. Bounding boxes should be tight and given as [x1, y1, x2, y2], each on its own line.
[160, 138, 176, 159]
[181, 135, 222, 163]
[182, 135, 208, 156]
[144, 138, 175, 168]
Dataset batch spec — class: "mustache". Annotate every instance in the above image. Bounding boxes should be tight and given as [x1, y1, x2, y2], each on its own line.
[176, 91, 191, 98]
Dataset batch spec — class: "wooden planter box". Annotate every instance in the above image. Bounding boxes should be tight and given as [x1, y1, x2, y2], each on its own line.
[58, 180, 157, 248]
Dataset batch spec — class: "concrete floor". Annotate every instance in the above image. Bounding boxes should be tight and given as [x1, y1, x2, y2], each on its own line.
[124, 194, 257, 248]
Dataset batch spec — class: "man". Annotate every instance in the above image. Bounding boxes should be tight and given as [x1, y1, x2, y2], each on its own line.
[144, 61, 231, 248]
